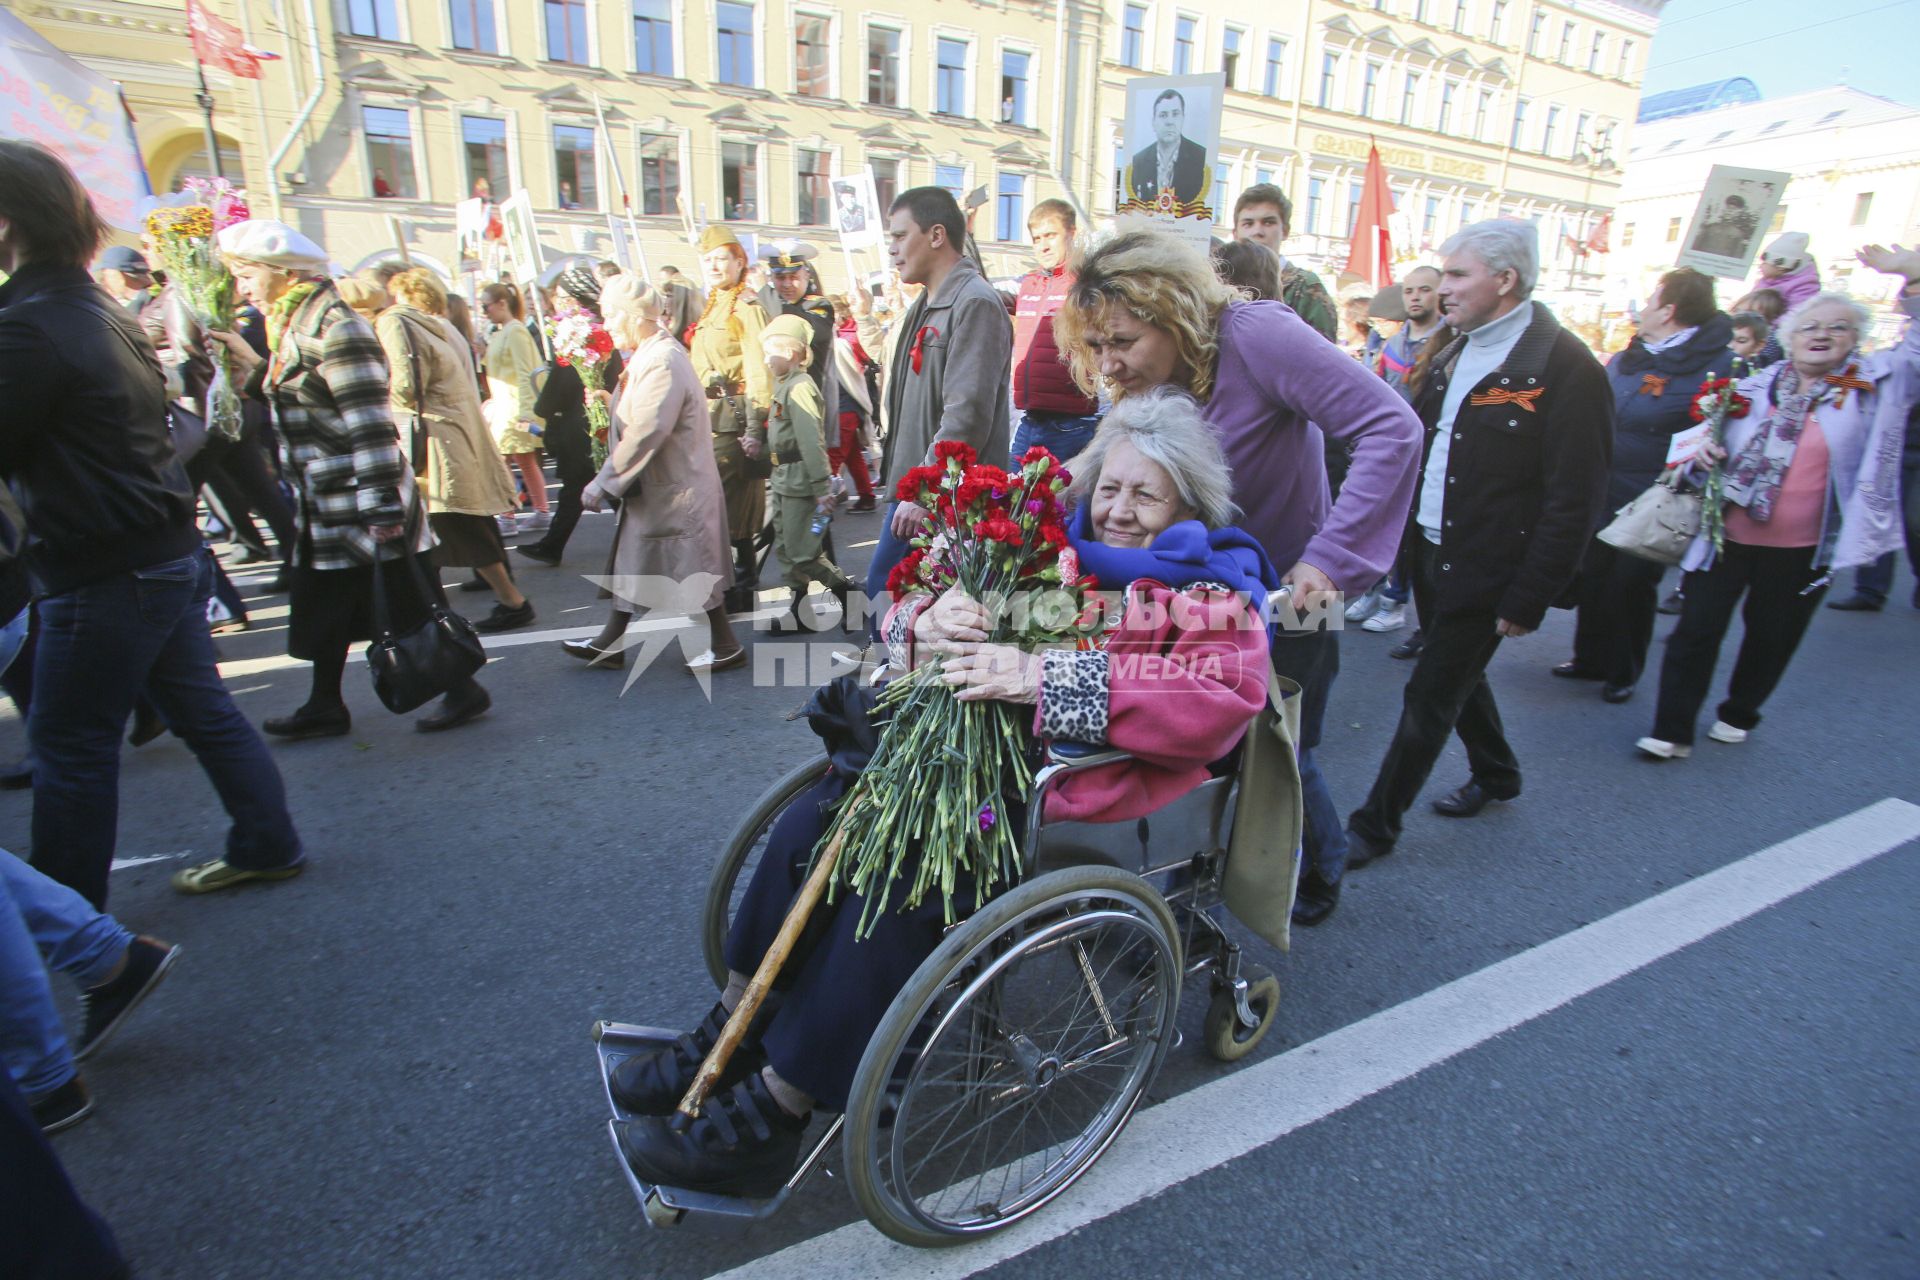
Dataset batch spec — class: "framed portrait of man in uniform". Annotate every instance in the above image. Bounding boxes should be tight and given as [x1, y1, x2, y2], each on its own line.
[1116, 72, 1225, 244]
[830, 170, 883, 251]
[1676, 165, 1788, 279]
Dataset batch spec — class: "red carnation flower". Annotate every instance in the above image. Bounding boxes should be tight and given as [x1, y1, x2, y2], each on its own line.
[1021, 445, 1057, 467]
[932, 440, 978, 467]
[886, 549, 926, 596]
[586, 329, 614, 356]
[554, 354, 572, 367]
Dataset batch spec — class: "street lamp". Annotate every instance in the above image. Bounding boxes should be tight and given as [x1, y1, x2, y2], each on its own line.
[1567, 127, 1615, 291]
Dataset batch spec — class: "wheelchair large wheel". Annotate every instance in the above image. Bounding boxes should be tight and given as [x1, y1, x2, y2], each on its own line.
[701, 756, 832, 988]
[845, 866, 1181, 1247]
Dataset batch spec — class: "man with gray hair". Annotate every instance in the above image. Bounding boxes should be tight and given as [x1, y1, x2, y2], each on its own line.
[1345, 220, 1612, 866]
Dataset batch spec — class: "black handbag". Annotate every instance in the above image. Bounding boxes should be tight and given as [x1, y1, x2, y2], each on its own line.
[365, 510, 486, 713]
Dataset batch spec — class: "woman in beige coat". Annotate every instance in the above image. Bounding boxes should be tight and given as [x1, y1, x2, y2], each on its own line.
[376, 269, 534, 632]
[563, 275, 745, 675]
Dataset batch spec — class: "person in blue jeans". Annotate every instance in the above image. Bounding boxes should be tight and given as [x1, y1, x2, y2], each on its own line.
[0, 141, 304, 908]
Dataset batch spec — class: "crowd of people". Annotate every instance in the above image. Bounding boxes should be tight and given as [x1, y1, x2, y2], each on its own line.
[3, 130, 1918, 1253]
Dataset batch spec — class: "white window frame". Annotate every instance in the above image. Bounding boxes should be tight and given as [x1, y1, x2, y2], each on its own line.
[713, 0, 764, 89]
[627, 0, 682, 77]
[542, 0, 600, 68]
[1261, 32, 1288, 98]
[931, 28, 976, 119]
[357, 95, 428, 201]
[1118, 2, 1153, 71]
[792, 7, 838, 98]
[993, 171, 1031, 244]
[631, 123, 688, 217]
[1220, 25, 1246, 91]
[718, 136, 765, 222]
[340, 0, 411, 43]
[443, 0, 509, 55]
[862, 16, 912, 110]
[1541, 103, 1561, 155]
[1171, 12, 1202, 77]
[995, 39, 1037, 127]
[794, 141, 841, 226]
[1360, 60, 1382, 118]
[1437, 78, 1458, 133]
[1616, 37, 1635, 79]
[870, 153, 912, 210]
[457, 108, 520, 200]
[549, 113, 604, 211]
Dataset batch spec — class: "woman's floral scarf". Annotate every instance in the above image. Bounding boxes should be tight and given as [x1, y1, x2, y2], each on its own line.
[1723, 365, 1820, 523]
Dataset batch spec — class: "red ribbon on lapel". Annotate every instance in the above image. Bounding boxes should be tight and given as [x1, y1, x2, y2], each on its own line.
[1467, 386, 1545, 412]
[910, 324, 939, 375]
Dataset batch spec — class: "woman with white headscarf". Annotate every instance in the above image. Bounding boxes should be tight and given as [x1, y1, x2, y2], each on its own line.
[207, 220, 493, 736]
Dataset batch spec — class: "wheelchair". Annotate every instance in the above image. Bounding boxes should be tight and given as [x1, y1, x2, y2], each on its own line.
[593, 712, 1298, 1247]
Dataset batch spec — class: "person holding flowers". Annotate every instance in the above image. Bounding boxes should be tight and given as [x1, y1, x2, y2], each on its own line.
[612, 390, 1279, 1198]
[520, 266, 623, 568]
[1637, 245, 1920, 760]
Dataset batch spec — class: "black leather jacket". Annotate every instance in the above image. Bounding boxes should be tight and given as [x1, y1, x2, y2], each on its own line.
[0, 263, 199, 596]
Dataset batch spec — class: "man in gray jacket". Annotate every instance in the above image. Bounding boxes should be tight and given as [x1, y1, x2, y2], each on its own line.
[866, 187, 1014, 623]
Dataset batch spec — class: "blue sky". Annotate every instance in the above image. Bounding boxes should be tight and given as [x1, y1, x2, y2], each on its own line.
[1640, 0, 1920, 106]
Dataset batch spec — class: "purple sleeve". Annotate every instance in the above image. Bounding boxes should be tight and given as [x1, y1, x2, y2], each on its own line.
[1228, 306, 1424, 592]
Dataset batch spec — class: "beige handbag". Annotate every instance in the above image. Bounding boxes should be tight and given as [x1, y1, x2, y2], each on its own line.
[1597, 471, 1702, 567]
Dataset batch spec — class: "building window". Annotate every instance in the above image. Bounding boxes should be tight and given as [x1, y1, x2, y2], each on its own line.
[363, 106, 417, 197]
[1307, 176, 1324, 234]
[1527, 11, 1544, 55]
[1459, 197, 1478, 228]
[1423, 195, 1440, 241]
[1360, 62, 1380, 117]
[1587, 31, 1603, 72]
[1574, 110, 1591, 155]
[1852, 192, 1874, 225]
[873, 157, 901, 210]
[1212, 161, 1230, 217]
[1318, 52, 1337, 108]
[1438, 80, 1455, 132]
[1256, 165, 1274, 185]
[545, 0, 589, 64]
[450, 0, 497, 53]
[1346, 179, 1362, 235]
[1452, 0, 1468, 32]
[722, 140, 758, 220]
[1264, 38, 1287, 97]
[794, 14, 830, 95]
[1557, 21, 1573, 63]
[935, 163, 965, 201]
[1617, 38, 1634, 78]
[1488, 0, 1506, 42]
[637, 132, 679, 214]
[633, 0, 673, 75]
[1399, 71, 1421, 125]
[717, 1, 754, 86]
[1173, 16, 1196, 75]
[1474, 88, 1491, 139]
[1509, 97, 1528, 148]
[552, 122, 596, 208]
[348, 0, 402, 40]
[1412, 0, 1428, 23]
[867, 26, 902, 106]
[1621, 221, 1635, 248]
[1001, 50, 1031, 125]
[1121, 4, 1146, 69]
[797, 148, 831, 225]
[936, 37, 969, 116]
[461, 114, 509, 200]
[1542, 103, 1559, 154]
[1222, 26, 1243, 86]
[995, 172, 1025, 242]
[1665, 216, 1680, 243]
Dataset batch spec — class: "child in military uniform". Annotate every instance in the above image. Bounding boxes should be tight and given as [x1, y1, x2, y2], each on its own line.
[761, 314, 857, 632]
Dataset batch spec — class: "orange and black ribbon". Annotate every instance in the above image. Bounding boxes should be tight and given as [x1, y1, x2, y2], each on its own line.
[1467, 386, 1545, 412]
[1639, 373, 1668, 397]
[1825, 364, 1873, 408]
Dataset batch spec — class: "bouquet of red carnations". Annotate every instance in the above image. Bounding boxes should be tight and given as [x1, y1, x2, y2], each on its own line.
[820, 442, 1102, 936]
[547, 312, 618, 465]
[1687, 375, 1754, 557]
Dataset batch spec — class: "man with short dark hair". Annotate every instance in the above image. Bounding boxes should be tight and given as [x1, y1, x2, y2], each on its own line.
[1233, 183, 1336, 341]
[865, 187, 1013, 622]
[1125, 90, 1208, 206]
[1010, 199, 1100, 465]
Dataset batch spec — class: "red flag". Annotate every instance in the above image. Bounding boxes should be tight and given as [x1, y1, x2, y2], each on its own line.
[186, 0, 262, 80]
[1343, 142, 1395, 289]
[1585, 212, 1612, 255]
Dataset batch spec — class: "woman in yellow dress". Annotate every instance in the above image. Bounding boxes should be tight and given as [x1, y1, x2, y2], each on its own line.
[688, 226, 772, 606]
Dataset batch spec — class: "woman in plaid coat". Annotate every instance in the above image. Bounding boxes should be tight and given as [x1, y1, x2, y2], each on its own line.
[209, 221, 492, 736]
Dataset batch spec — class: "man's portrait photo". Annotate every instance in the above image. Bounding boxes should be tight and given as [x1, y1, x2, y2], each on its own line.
[1126, 88, 1208, 206]
[833, 179, 867, 234]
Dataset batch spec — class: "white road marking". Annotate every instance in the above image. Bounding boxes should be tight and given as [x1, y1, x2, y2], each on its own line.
[704, 798, 1920, 1280]
[109, 851, 192, 871]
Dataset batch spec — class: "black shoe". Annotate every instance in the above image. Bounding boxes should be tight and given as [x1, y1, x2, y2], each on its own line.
[1344, 828, 1394, 869]
[829, 584, 862, 635]
[1388, 630, 1425, 660]
[1601, 682, 1636, 704]
[76, 937, 182, 1063]
[617, 1072, 809, 1199]
[1551, 661, 1604, 681]
[1825, 594, 1884, 612]
[0, 758, 32, 790]
[31, 1076, 93, 1134]
[472, 601, 536, 633]
[458, 575, 493, 593]
[1431, 780, 1517, 818]
[561, 638, 626, 668]
[263, 704, 351, 739]
[849, 496, 877, 513]
[416, 683, 491, 733]
[127, 703, 168, 748]
[1291, 869, 1341, 927]
[516, 543, 562, 568]
[1657, 590, 1684, 616]
[610, 1001, 770, 1116]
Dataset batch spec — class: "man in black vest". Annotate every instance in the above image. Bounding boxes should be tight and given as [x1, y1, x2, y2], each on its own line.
[1344, 220, 1612, 870]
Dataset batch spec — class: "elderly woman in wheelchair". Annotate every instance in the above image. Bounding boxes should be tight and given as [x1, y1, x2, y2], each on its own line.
[611, 388, 1292, 1212]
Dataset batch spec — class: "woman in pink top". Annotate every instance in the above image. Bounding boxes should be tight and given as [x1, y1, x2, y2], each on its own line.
[1638, 245, 1920, 759]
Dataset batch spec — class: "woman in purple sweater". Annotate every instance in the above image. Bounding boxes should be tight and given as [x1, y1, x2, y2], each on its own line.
[1054, 229, 1422, 926]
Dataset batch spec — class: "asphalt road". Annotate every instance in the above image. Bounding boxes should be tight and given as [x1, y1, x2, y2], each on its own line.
[5, 502, 1916, 1280]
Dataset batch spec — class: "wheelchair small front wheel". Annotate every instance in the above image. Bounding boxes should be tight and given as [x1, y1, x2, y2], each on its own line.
[700, 756, 832, 988]
[1203, 971, 1280, 1062]
[845, 866, 1182, 1247]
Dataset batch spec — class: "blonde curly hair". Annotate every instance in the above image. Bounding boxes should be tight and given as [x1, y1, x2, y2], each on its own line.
[1052, 229, 1235, 403]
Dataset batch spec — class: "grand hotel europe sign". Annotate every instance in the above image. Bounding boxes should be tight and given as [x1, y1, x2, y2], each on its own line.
[1313, 132, 1492, 184]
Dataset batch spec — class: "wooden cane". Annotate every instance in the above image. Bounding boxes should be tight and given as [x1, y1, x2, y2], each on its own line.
[677, 807, 857, 1119]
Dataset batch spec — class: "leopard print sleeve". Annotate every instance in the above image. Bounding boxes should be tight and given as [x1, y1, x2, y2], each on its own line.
[1037, 649, 1111, 744]
[883, 596, 927, 670]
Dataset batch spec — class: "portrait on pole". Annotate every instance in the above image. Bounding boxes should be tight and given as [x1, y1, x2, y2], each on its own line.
[1116, 72, 1225, 243]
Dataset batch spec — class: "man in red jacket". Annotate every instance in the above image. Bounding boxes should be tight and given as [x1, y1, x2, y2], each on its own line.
[1010, 199, 1102, 465]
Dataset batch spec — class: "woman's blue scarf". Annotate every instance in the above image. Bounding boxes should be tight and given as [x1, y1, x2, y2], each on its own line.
[1066, 504, 1283, 622]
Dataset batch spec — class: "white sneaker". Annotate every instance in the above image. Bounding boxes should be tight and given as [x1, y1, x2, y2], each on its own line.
[1635, 736, 1692, 760]
[1707, 721, 1748, 744]
[1344, 586, 1383, 623]
[1363, 601, 1408, 633]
